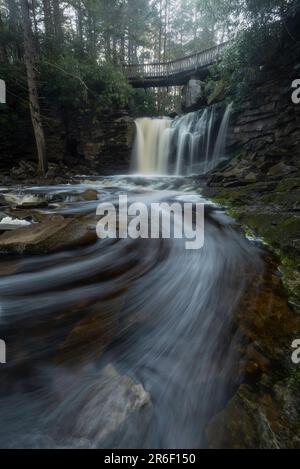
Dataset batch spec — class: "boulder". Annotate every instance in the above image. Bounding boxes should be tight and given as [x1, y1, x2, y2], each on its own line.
[54, 365, 151, 446]
[182, 79, 205, 112]
[0, 216, 96, 254]
[80, 189, 98, 201]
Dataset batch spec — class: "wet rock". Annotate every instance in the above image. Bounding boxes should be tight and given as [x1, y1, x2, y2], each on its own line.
[223, 180, 248, 188]
[244, 172, 257, 183]
[268, 162, 298, 177]
[10, 160, 36, 179]
[4, 193, 48, 209]
[55, 298, 123, 366]
[53, 365, 151, 446]
[0, 216, 96, 254]
[206, 385, 280, 449]
[80, 189, 98, 201]
[0, 195, 7, 207]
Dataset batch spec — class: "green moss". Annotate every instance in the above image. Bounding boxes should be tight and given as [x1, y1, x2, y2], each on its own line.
[207, 79, 226, 105]
[276, 178, 300, 192]
[260, 191, 300, 206]
[289, 367, 300, 392]
[206, 188, 300, 311]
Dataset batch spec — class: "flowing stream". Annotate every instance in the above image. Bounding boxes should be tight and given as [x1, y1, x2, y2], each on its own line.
[0, 108, 272, 449]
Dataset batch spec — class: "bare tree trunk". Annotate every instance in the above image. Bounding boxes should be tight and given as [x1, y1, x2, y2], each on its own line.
[158, 0, 163, 62]
[0, 12, 8, 62]
[42, 0, 54, 41]
[53, 0, 63, 46]
[20, 0, 47, 176]
[76, 0, 84, 55]
[120, 0, 126, 63]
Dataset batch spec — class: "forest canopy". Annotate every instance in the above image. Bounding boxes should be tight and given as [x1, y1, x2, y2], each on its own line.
[0, 0, 299, 172]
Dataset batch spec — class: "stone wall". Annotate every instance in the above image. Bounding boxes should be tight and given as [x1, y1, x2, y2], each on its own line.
[0, 102, 135, 177]
[209, 38, 300, 188]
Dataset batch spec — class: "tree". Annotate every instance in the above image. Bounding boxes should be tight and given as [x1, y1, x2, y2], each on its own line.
[20, 0, 47, 175]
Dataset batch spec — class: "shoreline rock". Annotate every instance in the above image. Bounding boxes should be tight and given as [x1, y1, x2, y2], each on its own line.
[0, 215, 97, 255]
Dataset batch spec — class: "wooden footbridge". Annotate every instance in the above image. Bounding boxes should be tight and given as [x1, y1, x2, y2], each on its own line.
[123, 42, 228, 88]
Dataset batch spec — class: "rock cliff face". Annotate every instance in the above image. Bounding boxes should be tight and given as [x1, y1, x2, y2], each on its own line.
[0, 105, 135, 178]
[181, 78, 206, 113]
[211, 30, 300, 188]
[203, 35, 300, 308]
[201, 32, 300, 449]
[76, 112, 135, 174]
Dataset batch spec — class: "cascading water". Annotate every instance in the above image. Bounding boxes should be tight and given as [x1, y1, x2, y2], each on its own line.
[132, 103, 232, 176]
[132, 117, 172, 175]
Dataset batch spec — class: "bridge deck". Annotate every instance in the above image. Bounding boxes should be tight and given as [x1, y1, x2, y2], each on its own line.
[123, 43, 228, 88]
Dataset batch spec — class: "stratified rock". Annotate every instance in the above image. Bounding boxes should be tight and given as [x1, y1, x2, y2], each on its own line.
[83, 143, 104, 161]
[0, 216, 96, 254]
[244, 172, 257, 183]
[268, 162, 297, 177]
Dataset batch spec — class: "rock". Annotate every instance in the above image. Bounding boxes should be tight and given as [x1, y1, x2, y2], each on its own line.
[268, 162, 298, 177]
[0, 224, 23, 232]
[115, 116, 136, 147]
[4, 193, 48, 209]
[83, 142, 104, 161]
[53, 365, 151, 446]
[0, 216, 96, 254]
[10, 161, 36, 179]
[182, 79, 205, 112]
[206, 385, 281, 449]
[55, 298, 122, 365]
[0, 195, 8, 207]
[80, 189, 98, 201]
[244, 172, 257, 183]
[207, 79, 225, 105]
[223, 180, 248, 188]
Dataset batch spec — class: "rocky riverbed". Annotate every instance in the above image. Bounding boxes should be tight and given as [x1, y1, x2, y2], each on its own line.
[0, 175, 299, 448]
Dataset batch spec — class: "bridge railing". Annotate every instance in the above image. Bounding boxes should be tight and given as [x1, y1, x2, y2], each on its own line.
[123, 42, 228, 80]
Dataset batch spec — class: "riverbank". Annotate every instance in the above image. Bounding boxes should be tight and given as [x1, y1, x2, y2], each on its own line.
[202, 169, 300, 312]
[200, 170, 300, 449]
[0, 174, 299, 448]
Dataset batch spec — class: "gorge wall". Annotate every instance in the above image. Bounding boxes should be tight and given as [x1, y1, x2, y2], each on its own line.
[0, 103, 135, 182]
[200, 22, 300, 449]
[202, 30, 300, 308]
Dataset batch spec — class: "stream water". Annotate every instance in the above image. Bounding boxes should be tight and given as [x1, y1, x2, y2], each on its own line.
[0, 174, 266, 448]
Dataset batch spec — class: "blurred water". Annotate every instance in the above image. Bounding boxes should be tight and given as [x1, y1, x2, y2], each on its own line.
[132, 105, 232, 176]
[0, 175, 263, 448]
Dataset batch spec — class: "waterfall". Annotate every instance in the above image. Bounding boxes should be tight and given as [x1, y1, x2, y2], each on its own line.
[132, 104, 232, 176]
[210, 102, 233, 172]
[132, 117, 172, 175]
